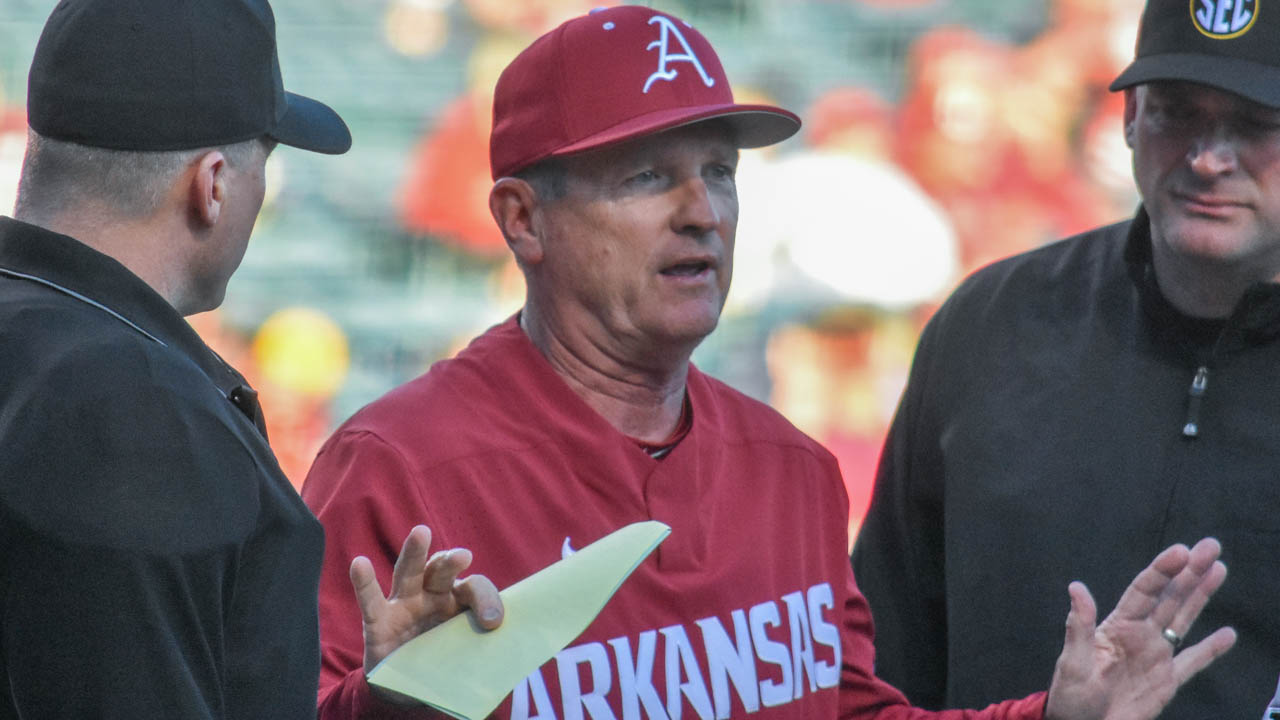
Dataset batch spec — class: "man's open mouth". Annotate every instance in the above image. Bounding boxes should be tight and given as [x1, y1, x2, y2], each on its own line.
[660, 261, 711, 277]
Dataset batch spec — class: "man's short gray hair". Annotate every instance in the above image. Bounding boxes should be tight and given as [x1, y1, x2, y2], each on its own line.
[514, 157, 568, 202]
[14, 131, 266, 222]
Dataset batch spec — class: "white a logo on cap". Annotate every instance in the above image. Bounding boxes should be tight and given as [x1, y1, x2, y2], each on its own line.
[644, 16, 716, 94]
[1193, 0, 1258, 39]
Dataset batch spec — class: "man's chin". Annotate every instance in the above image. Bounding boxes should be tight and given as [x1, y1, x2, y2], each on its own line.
[180, 290, 226, 317]
[642, 313, 721, 355]
[1157, 214, 1249, 257]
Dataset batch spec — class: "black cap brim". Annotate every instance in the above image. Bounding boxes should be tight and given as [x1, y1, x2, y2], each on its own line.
[270, 91, 352, 154]
[1110, 53, 1280, 109]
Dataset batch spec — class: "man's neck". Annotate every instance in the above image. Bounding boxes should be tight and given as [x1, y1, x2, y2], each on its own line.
[21, 208, 195, 314]
[520, 310, 691, 444]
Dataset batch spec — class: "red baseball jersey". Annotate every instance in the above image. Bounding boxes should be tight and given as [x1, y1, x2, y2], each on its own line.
[304, 317, 1045, 720]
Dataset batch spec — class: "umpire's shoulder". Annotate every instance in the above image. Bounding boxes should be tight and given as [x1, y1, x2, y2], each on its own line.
[0, 313, 261, 554]
[946, 217, 1132, 311]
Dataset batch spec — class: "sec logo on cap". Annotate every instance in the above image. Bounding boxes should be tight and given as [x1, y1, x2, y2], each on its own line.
[1192, 0, 1258, 39]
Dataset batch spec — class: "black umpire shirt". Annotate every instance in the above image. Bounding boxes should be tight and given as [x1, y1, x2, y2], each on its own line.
[0, 217, 324, 719]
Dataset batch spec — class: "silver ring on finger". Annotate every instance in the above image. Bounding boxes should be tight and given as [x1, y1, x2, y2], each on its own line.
[1161, 627, 1183, 649]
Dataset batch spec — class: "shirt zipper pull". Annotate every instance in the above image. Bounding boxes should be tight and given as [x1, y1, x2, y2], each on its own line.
[1182, 366, 1209, 438]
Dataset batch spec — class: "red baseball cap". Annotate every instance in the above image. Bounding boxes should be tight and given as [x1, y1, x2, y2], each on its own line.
[489, 5, 801, 179]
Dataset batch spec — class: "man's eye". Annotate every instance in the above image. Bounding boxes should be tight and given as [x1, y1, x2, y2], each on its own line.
[1148, 106, 1195, 132]
[708, 164, 735, 180]
[629, 170, 659, 184]
[1239, 117, 1280, 136]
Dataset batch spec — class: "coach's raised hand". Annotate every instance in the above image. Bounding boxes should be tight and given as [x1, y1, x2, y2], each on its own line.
[1043, 537, 1236, 720]
[349, 524, 504, 677]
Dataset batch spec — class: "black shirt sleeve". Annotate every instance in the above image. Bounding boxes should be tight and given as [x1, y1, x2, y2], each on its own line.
[851, 310, 951, 710]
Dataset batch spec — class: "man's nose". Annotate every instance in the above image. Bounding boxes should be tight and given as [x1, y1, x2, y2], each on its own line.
[1187, 128, 1239, 177]
[671, 177, 721, 236]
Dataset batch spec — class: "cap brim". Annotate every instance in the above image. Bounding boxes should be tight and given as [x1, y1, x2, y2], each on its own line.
[550, 103, 801, 160]
[1110, 53, 1280, 108]
[269, 91, 353, 154]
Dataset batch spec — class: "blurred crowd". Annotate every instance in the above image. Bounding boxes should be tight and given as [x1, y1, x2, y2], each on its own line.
[0, 0, 1146, 544]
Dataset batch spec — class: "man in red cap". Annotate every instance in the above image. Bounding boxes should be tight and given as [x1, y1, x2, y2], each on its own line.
[855, 0, 1280, 717]
[304, 6, 1233, 719]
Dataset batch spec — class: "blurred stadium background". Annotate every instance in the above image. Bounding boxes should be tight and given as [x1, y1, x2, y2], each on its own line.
[0, 0, 1144, 542]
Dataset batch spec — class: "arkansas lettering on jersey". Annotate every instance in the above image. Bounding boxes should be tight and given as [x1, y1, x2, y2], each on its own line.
[509, 582, 840, 720]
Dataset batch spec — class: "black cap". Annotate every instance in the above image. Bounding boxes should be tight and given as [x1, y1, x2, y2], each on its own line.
[1110, 0, 1280, 107]
[27, 0, 352, 154]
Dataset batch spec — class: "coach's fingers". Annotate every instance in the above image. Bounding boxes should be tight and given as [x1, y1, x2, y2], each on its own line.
[1148, 538, 1222, 633]
[1172, 626, 1237, 687]
[349, 555, 386, 625]
[1110, 543, 1190, 621]
[423, 547, 474, 594]
[389, 525, 433, 600]
[1059, 581, 1098, 664]
[453, 574, 504, 630]
[1164, 559, 1227, 642]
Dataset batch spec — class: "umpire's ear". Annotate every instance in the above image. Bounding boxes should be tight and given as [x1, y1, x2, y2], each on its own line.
[1122, 87, 1138, 149]
[489, 177, 544, 267]
[188, 149, 229, 227]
